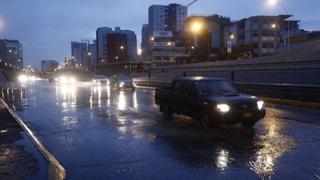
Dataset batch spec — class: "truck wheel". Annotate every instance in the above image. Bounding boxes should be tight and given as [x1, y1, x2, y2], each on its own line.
[200, 115, 212, 129]
[161, 104, 173, 119]
[242, 121, 256, 128]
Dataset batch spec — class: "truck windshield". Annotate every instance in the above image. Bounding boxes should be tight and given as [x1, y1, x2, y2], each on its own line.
[196, 80, 238, 95]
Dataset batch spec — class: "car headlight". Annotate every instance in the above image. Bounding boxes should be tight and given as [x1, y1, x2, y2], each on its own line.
[59, 76, 67, 84]
[69, 77, 76, 83]
[18, 75, 28, 82]
[257, 100, 264, 110]
[133, 82, 136, 87]
[119, 82, 125, 88]
[216, 104, 230, 113]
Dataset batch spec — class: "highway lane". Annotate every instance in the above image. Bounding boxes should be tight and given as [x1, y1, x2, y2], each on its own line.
[4, 80, 320, 179]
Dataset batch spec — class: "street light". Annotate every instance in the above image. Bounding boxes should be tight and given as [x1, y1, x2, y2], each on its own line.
[150, 37, 155, 41]
[230, 34, 235, 40]
[120, 45, 124, 50]
[190, 21, 211, 61]
[268, 23, 277, 55]
[190, 21, 203, 34]
[267, 0, 290, 54]
[88, 52, 91, 56]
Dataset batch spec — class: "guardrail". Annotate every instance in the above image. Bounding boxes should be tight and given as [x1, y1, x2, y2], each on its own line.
[0, 98, 66, 180]
[134, 80, 320, 105]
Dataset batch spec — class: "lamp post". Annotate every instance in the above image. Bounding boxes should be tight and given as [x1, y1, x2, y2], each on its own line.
[267, 0, 290, 55]
[269, 23, 277, 55]
[190, 21, 210, 61]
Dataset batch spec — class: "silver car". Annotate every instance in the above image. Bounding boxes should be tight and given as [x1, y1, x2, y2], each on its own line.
[92, 75, 110, 85]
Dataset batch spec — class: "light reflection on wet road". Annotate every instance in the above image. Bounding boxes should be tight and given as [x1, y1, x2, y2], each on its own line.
[5, 81, 320, 179]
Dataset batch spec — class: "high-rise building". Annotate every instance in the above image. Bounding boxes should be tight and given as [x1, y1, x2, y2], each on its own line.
[0, 39, 23, 69]
[96, 27, 113, 62]
[41, 60, 59, 72]
[141, 24, 150, 57]
[96, 26, 137, 65]
[71, 40, 96, 70]
[144, 4, 188, 61]
[148, 4, 188, 33]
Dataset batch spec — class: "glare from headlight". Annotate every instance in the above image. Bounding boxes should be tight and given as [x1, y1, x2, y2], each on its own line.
[59, 76, 67, 84]
[217, 104, 230, 113]
[133, 82, 136, 87]
[119, 82, 125, 88]
[69, 77, 76, 83]
[18, 75, 28, 82]
[257, 100, 264, 110]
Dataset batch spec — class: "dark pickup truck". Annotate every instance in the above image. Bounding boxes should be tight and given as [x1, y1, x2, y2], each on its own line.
[155, 77, 266, 128]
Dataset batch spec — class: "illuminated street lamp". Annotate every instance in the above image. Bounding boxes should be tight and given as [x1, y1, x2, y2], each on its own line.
[167, 42, 172, 46]
[150, 37, 155, 41]
[88, 52, 91, 56]
[267, 0, 290, 54]
[190, 20, 211, 61]
[190, 21, 203, 34]
[230, 34, 235, 40]
[120, 45, 124, 50]
[268, 23, 278, 55]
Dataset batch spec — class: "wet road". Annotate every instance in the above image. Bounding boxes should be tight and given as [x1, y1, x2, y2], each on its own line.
[8, 81, 320, 179]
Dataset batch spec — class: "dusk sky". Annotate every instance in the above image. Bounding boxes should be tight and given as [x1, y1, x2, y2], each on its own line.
[1, 0, 319, 68]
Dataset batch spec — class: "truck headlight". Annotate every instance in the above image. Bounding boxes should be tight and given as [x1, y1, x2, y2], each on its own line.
[257, 100, 264, 110]
[216, 104, 230, 113]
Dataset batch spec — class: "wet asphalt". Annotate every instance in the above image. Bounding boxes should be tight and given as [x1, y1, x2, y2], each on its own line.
[6, 81, 320, 179]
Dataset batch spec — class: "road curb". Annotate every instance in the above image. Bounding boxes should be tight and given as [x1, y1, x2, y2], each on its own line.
[0, 98, 66, 180]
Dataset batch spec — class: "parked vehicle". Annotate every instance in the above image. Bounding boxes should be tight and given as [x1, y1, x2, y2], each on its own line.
[110, 74, 136, 91]
[92, 75, 110, 85]
[155, 77, 266, 128]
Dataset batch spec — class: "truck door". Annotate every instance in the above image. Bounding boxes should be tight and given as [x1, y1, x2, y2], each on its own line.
[183, 81, 198, 116]
[172, 80, 185, 114]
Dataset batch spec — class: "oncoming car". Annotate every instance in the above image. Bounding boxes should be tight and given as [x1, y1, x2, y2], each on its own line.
[110, 74, 136, 91]
[92, 75, 110, 85]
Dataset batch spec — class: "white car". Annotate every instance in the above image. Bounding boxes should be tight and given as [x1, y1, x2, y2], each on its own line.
[92, 75, 110, 85]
